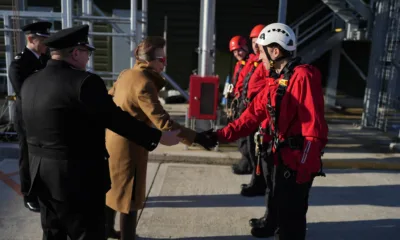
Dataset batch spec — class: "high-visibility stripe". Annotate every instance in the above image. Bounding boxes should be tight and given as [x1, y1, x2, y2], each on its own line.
[301, 141, 311, 164]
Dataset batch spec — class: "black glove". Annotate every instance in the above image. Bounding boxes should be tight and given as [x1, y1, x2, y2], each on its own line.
[194, 129, 218, 151]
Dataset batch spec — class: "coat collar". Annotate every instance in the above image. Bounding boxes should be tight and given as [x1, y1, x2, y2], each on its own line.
[133, 61, 166, 91]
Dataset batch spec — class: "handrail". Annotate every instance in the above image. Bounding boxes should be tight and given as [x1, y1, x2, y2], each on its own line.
[290, 3, 327, 29]
[297, 19, 334, 47]
[297, 12, 335, 43]
[161, 72, 189, 101]
[290, 1, 336, 51]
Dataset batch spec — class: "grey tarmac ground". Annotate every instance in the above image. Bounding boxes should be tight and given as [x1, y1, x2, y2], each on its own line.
[1, 160, 399, 240]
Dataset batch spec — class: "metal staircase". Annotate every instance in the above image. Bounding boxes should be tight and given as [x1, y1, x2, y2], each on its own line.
[322, 0, 372, 41]
[290, 0, 372, 63]
[290, 3, 344, 63]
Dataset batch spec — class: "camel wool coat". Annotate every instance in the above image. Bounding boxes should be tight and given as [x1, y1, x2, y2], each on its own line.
[106, 62, 196, 213]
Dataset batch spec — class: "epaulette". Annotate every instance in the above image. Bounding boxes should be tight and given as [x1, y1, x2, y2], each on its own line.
[14, 52, 23, 60]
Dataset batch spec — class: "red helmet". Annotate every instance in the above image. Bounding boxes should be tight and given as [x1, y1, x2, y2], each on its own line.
[250, 24, 265, 38]
[229, 36, 247, 52]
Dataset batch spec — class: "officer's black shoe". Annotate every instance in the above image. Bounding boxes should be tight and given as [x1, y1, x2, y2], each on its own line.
[249, 217, 267, 228]
[106, 228, 121, 239]
[251, 225, 276, 238]
[240, 185, 265, 197]
[24, 196, 40, 212]
[231, 164, 251, 175]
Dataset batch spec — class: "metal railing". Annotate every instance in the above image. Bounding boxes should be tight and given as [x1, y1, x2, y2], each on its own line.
[289, 3, 337, 56]
[0, 0, 190, 128]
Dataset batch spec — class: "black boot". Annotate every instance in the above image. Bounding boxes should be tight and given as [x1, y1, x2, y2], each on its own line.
[24, 196, 40, 212]
[105, 206, 120, 239]
[120, 210, 137, 240]
[249, 217, 266, 228]
[231, 163, 251, 175]
[251, 225, 276, 238]
[240, 184, 265, 197]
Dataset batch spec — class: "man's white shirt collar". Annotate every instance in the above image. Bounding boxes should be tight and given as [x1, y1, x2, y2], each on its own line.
[27, 48, 40, 59]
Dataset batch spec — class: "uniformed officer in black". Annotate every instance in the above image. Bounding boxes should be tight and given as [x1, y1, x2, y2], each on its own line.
[21, 24, 180, 240]
[8, 21, 52, 212]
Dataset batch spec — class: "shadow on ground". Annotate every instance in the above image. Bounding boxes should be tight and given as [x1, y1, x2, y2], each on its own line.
[146, 184, 400, 208]
[137, 219, 400, 240]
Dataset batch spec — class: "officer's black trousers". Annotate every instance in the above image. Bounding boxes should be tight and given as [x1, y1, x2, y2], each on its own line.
[14, 104, 30, 195]
[274, 164, 313, 240]
[36, 177, 106, 240]
[260, 149, 277, 228]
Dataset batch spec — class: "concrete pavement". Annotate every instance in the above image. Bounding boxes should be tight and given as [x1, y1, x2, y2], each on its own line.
[136, 163, 400, 240]
[1, 158, 400, 240]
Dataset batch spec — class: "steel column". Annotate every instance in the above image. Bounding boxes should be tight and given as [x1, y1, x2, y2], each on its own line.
[278, 0, 287, 23]
[362, 0, 390, 127]
[198, 0, 216, 77]
[325, 44, 341, 107]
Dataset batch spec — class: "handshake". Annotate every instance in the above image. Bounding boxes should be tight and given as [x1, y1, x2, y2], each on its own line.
[160, 129, 218, 150]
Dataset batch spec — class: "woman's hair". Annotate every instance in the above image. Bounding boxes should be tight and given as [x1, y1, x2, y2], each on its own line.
[135, 36, 166, 61]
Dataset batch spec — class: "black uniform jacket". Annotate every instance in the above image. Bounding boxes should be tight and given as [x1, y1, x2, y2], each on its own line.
[8, 48, 49, 123]
[21, 59, 161, 202]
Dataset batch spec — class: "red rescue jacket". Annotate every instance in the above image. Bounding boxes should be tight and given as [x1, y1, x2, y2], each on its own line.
[218, 64, 328, 182]
[246, 64, 268, 103]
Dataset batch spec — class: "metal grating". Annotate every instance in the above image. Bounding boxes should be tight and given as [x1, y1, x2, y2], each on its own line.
[362, 0, 400, 139]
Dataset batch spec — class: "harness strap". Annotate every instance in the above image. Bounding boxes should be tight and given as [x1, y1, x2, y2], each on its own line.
[232, 61, 246, 86]
[241, 61, 259, 103]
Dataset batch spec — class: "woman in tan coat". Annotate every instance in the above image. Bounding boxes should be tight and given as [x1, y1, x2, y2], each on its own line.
[105, 36, 216, 239]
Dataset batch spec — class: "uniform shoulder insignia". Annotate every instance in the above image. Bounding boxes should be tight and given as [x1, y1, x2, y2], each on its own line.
[14, 51, 25, 60]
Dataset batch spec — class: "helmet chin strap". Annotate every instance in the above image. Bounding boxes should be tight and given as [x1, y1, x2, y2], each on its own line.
[264, 47, 291, 78]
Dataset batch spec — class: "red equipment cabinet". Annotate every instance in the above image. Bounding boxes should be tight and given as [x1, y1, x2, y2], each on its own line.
[188, 75, 219, 120]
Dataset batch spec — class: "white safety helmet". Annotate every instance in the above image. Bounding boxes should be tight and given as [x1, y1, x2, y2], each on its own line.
[256, 23, 297, 52]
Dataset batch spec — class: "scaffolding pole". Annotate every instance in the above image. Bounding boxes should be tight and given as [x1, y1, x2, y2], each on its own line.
[82, 0, 94, 71]
[141, 0, 148, 40]
[198, 0, 215, 76]
[130, 0, 137, 67]
[61, 0, 73, 28]
[196, 0, 216, 132]
[4, 15, 14, 123]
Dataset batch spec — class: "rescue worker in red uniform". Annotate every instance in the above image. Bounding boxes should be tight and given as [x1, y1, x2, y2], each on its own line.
[207, 23, 328, 239]
[227, 35, 249, 123]
[226, 35, 252, 175]
[231, 24, 270, 198]
[229, 35, 248, 97]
